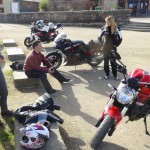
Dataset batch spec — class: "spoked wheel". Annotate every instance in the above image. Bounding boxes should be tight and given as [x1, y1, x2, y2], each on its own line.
[24, 37, 35, 48]
[90, 115, 115, 149]
[46, 53, 62, 69]
[88, 52, 103, 67]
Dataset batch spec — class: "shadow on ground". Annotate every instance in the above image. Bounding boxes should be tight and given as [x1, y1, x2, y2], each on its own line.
[60, 127, 85, 150]
[95, 141, 128, 150]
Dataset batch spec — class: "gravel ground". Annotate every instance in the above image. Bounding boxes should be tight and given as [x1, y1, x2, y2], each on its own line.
[0, 18, 150, 150]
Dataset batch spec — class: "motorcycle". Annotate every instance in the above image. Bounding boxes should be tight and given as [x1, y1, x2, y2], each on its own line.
[90, 51, 150, 149]
[45, 32, 103, 69]
[24, 20, 63, 48]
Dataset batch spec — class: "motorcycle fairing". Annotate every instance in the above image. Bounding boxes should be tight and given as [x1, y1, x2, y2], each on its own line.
[129, 68, 150, 83]
[129, 68, 150, 103]
[100, 106, 122, 126]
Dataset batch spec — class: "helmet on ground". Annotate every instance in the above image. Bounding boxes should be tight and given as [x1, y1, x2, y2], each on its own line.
[36, 20, 44, 29]
[48, 22, 55, 29]
[20, 123, 49, 149]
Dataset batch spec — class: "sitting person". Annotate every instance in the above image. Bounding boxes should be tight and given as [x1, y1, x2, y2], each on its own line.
[23, 40, 70, 94]
[0, 52, 13, 126]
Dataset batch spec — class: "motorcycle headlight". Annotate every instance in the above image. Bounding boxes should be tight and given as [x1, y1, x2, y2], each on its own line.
[116, 87, 134, 104]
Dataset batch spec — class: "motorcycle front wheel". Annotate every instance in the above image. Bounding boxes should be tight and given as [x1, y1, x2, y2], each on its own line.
[46, 53, 62, 69]
[87, 52, 103, 67]
[90, 115, 115, 149]
[24, 37, 35, 48]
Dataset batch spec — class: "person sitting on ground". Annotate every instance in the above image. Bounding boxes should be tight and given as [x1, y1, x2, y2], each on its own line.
[0, 52, 13, 126]
[23, 40, 70, 94]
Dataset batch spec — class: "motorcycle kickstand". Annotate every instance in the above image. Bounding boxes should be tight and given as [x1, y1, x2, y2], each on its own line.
[144, 116, 150, 135]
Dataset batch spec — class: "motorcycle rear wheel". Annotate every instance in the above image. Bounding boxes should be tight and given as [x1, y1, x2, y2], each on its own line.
[87, 52, 103, 67]
[46, 53, 62, 69]
[90, 115, 115, 149]
[24, 37, 35, 48]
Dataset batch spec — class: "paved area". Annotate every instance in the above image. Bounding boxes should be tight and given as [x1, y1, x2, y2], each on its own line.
[0, 17, 150, 150]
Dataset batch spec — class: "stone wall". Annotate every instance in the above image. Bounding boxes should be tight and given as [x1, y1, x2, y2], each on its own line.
[0, 9, 131, 26]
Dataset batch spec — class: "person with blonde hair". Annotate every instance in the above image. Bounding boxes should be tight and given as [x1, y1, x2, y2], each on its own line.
[98, 16, 122, 80]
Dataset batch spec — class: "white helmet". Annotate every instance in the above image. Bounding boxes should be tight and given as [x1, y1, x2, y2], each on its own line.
[36, 20, 44, 29]
[48, 22, 55, 29]
[20, 123, 49, 149]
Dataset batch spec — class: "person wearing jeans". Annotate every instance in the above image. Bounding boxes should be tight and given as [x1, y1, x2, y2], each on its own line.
[23, 40, 70, 94]
[0, 52, 13, 126]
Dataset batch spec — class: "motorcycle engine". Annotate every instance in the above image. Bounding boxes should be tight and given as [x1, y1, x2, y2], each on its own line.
[67, 50, 84, 65]
[128, 99, 150, 121]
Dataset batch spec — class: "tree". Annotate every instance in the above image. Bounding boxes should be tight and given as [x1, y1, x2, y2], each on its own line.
[39, 0, 49, 11]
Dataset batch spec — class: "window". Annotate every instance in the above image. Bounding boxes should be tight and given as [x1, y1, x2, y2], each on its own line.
[0, 0, 3, 4]
[0, 8, 4, 13]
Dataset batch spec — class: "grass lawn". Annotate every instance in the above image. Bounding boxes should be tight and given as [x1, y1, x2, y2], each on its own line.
[0, 116, 14, 150]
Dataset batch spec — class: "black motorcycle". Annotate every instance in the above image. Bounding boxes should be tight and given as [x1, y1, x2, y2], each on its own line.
[45, 33, 103, 69]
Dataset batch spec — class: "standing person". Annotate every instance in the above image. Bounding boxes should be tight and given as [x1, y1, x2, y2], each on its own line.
[0, 52, 13, 126]
[23, 40, 70, 94]
[145, 3, 148, 15]
[133, 5, 137, 16]
[98, 16, 122, 80]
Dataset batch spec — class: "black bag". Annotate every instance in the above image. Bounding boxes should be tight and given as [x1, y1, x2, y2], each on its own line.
[10, 61, 24, 70]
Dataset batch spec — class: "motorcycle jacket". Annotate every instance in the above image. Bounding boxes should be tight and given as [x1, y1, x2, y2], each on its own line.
[14, 93, 62, 124]
[98, 26, 122, 55]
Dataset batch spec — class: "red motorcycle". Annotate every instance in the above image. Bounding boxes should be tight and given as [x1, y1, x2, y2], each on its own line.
[90, 54, 150, 149]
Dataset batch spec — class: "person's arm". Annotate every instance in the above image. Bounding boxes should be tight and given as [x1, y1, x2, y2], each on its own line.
[41, 54, 53, 68]
[115, 27, 122, 47]
[98, 27, 105, 44]
[26, 54, 49, 72]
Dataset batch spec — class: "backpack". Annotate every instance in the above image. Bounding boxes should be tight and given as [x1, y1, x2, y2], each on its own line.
[10, 61, 24, 70]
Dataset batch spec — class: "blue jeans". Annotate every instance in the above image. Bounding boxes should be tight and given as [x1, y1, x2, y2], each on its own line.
[25, 69, 66, 94]
[0, 67, 8, 113]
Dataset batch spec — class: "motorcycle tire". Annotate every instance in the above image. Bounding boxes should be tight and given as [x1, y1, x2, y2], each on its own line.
[87, 52, 103, 67]
[90, 115, 115, 149]
[46, 53, 62, 69]
[24, 37, 35, 48]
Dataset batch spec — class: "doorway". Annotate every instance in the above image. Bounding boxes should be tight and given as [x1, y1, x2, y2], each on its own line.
[118, 0, 125, 9]
[139, 0, 149, 14]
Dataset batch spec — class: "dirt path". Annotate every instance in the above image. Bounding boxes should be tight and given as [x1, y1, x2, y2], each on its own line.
[0, 22, 150, 150]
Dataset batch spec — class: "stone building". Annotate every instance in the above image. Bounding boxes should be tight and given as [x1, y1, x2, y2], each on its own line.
[0, 0, 39, 13]
[48, 0, 149, 15]
[0, 0, 13, 13]
[15, 0, 39, 12]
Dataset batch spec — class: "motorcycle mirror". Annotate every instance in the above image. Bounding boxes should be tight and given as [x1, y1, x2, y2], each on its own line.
[108, 84, 116, 90]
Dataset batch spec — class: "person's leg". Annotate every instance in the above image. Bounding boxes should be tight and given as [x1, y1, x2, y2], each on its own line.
[25, 70, 55, 94]
[103, 55, 110, 79]
[110, 58, 118, 79]
[51, 70, 70, 83]
[0, 67, 9, 113]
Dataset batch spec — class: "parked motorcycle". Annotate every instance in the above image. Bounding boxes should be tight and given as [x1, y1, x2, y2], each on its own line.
[45, 32, 103, 69]
[24, 20, 63, 48]
[90, 51, 150, 149]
